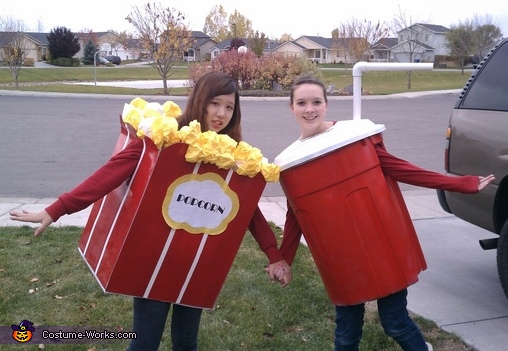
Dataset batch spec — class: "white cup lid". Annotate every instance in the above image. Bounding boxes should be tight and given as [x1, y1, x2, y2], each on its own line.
[274, 119, 386, 171]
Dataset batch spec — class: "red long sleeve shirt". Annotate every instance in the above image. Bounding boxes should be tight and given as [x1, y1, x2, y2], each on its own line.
[279, 143, 480, 265]
[46, 138, 283, 263]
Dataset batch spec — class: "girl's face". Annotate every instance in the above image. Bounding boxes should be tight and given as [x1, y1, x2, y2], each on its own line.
[204, 93, 235, 133]
[290, 83, 330, 139]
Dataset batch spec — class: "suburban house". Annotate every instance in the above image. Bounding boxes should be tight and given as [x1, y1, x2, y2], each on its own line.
[287, 36, 341, 63]
[183, 31, 216, 61]
[0, 30, 215, 64]
[2, 24, 466, 66]
[75, 32, 160, 61]
[74, 30, 215, 62]
[369, 37, 399, 62]
[271, 35, 368, 64]
[75, 32, 130, 60]
[0, 32, 49, 62]
[370, 24, 451, 63]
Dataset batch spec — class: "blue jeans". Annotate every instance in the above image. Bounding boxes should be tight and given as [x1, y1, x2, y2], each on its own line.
[126, 297, 203, 351]
[334, 289, 428, 351]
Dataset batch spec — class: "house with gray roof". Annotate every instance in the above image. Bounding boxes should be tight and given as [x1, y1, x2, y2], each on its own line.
[183, 31, 216, 61]
[272, 35, 364, 64]
[370, 24, 451, 63]
[1, 30, 215, 63]
[0, 32, 49, 63]
[369, 37, 399, 62]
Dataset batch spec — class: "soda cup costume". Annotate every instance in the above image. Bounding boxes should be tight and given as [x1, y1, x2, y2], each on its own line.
[275, 119, 478, 306]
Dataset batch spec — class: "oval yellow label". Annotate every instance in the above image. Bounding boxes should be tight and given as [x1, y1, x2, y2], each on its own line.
[161, 172, 239, 235]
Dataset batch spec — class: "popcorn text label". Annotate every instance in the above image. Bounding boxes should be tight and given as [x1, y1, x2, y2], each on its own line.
[162, 172, 239, 235]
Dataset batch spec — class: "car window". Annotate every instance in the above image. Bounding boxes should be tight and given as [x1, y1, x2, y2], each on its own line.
[460, 40, 508, 112]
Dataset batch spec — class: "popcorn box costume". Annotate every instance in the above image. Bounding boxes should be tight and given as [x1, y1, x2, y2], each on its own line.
[79, 99, 279, 309]
[274, 119, 426, 306]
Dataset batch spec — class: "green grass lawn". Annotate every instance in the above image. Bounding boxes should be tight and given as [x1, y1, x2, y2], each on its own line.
[0, 225, 473, 350]
[0, 63, 473, 96]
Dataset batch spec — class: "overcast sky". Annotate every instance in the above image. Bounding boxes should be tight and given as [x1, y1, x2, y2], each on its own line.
[3, 0, 508, 39]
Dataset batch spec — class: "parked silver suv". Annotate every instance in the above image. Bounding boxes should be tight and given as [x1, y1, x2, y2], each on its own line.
[437, 37, 508, 299]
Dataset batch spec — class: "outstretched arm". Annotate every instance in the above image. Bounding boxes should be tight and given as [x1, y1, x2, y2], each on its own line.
[478, 174, 495, 191]
[10, 209, 53, 237]
[10, 139, 143, 237]
[376, 145, 495, 193]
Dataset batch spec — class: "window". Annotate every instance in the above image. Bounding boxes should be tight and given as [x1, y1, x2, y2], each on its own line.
[461, 41, 508, 112]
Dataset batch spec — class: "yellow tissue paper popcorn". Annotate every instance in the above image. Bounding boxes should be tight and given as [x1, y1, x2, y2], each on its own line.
[121, 97, 280, 182]
[234, 141, 263, 178]
[179, 120, 201, 145]
[261, 161, 280, 182]
[162, 101, 182, 118]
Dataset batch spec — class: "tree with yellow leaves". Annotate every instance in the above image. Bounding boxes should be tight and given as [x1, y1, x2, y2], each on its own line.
[126, 2, 194, 94]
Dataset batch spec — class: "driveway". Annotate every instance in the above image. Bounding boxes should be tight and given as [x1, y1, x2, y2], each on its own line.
[71, 80, 191, 89]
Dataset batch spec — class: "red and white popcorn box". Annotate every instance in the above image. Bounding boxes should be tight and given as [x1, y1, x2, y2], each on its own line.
[78, 119, 267, 309]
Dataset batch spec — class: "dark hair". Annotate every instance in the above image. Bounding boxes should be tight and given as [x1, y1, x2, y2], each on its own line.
[178, 71, 242, 142]
[289, 74, 328, 105]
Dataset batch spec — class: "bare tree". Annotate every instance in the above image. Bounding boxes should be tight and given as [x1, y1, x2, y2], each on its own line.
[35, 18, 45, 32]
[471, 14, 503, 60]
[126, 1, 193, 94]
[333, 18, 389, 71]
[446, 14, 502, 74]
[391, 7, 430, 89]
[0, 16, 30, 88]
[446, 20, 475, 74]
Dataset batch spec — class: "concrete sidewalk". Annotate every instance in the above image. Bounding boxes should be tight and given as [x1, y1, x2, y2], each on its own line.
[69, 79, 191, 89]
[0, 189, 447, 229]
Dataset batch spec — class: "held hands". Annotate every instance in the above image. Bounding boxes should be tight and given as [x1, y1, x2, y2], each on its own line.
[9, 210, 53, 237]
[478, 174, 495, 191]
[265, 260, 292, 288]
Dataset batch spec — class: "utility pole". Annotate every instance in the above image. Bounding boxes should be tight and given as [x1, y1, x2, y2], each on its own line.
[94, 50, 100, 86]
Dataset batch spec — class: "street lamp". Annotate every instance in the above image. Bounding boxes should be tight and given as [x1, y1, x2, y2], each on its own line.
[94, 50, 101, 86]
[231, 22, 237, 39]
[230, 22, 237, 51]
[94, 50, 106, 86]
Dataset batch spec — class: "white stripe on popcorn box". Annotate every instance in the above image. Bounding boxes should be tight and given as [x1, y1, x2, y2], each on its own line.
[175, 167, 235, 303]
[142, 161, 203, 299]
[177, 230, 208, 303]
[82, 125, 141, 258]
[143, 163, 237, 302]
[93, 138, 148, 275]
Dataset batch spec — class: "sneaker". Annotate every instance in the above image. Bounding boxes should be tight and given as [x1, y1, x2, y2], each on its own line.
[426, 342, 434, 351]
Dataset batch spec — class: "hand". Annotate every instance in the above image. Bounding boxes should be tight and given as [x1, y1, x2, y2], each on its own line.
[265, 260, 292, 287]
[478, 174, 495, 191]
[9, 210, 54, 237]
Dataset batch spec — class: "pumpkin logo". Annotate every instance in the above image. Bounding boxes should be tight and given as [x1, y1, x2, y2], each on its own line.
[11, 320, 35, 343]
